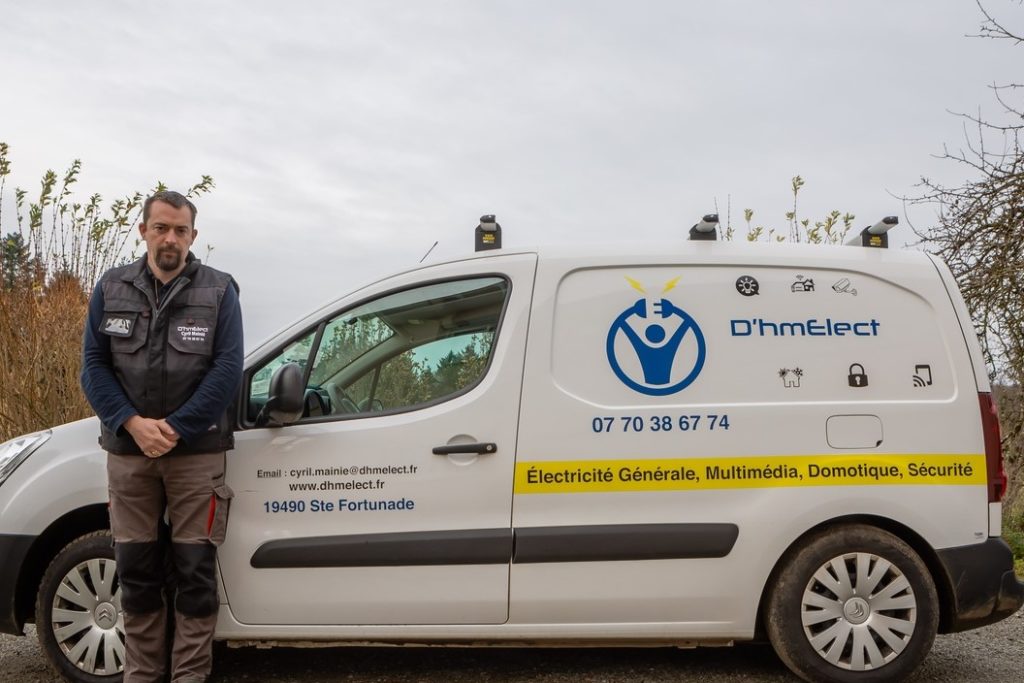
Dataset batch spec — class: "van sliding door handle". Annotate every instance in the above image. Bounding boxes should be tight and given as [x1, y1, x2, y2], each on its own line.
[432, 442, 497, 455]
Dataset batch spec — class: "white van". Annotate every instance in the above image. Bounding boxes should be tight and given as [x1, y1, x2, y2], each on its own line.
[0, 219, 1021, 683]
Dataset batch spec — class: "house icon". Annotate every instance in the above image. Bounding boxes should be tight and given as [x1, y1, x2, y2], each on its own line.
[779, 367, 803, 388]
[791, 276, 815, 292]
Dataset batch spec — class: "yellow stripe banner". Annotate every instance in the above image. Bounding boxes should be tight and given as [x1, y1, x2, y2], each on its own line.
[514, 454, 987, 494]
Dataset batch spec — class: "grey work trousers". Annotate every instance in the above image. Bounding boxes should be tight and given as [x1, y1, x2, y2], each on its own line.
[107, 451, 232, 683]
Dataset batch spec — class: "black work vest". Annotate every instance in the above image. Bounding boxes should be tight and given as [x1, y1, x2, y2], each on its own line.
[97, 255, 235, 455]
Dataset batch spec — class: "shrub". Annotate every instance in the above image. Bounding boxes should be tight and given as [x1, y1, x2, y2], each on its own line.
[0, 142, 213, 442]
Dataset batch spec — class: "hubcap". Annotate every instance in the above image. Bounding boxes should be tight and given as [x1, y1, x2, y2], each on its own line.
[801, 552, 917, 671]
[51, 558, 125, 676]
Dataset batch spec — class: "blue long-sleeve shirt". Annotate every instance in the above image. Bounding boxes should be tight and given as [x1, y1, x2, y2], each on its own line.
[81, 268, 244, 445]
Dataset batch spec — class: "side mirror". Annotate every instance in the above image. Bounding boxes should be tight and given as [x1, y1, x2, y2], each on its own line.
[256, 363, 305, 427]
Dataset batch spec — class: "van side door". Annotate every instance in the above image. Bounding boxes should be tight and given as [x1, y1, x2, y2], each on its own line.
[219, 253, 536, 626]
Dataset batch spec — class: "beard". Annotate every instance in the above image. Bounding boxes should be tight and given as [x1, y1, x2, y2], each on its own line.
[155, 248, 183, 272]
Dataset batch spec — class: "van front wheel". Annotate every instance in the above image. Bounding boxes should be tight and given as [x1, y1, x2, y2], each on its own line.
[765, 525, 938, 683]
[35, 531, 125, 683]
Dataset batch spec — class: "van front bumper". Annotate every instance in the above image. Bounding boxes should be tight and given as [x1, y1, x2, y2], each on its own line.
[0, 534, 35, 636]
[936, 537, 1024, 632]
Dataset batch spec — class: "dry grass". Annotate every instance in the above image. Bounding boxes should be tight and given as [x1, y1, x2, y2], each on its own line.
[0, 283, 92, 442]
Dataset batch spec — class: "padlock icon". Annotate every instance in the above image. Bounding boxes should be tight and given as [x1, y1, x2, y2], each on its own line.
[848, 363, 868, 388]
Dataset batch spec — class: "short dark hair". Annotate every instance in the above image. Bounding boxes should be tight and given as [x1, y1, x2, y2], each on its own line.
[143, 190, 197, 226]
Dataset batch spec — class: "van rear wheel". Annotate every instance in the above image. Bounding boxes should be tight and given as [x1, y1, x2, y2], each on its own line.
[765, 524, 938, 683]
[35, 531, 125, 683]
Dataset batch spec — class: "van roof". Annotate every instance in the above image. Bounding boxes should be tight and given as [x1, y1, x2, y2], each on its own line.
[432, 239, 931, 268]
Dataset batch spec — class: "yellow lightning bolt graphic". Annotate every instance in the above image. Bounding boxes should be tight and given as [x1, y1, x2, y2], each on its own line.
[625, 277, 646, 294]
[662, 276, 681, 293]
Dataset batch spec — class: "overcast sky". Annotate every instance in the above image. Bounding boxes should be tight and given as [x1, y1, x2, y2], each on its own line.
[2, 1, 1020, 344]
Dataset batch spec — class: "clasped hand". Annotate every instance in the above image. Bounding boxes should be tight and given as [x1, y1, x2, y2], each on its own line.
[125, 416, 179, 458]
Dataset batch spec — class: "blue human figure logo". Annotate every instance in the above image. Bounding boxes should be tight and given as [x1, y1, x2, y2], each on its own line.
[606, 296, 706, 396]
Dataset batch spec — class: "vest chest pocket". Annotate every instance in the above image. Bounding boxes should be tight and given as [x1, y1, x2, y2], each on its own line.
[102, 312, 148, 354]
[169, 316, 215, 355]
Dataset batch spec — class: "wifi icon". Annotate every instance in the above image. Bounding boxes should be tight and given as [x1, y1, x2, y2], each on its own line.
[913, 364, 933, 388]
[913, 376, 928, 387]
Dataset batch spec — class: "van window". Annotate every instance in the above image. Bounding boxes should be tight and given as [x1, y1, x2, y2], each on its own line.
[247, 277, 507, 421]
[343, 332, 494, 411]
[249, 332, 316, 402]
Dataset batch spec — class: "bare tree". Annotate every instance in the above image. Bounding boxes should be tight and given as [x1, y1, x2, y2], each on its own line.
[910, 1, 1024, 528]
[914, 2, 1022, 365]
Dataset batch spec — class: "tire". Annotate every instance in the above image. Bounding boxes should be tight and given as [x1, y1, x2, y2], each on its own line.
[765, 524, 939, 683]
[35, 531, 125, 683]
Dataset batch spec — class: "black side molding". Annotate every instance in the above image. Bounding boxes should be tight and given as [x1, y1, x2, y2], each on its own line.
[250, 523, 739, 569]
[251, 528, 512, 568]
[514, 523, 739, 564]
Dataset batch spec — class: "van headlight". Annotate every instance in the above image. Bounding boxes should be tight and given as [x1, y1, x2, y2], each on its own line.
[0, 430, 51, 487]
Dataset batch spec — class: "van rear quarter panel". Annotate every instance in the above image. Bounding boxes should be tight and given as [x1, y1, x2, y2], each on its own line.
[511, 243, 986, 636]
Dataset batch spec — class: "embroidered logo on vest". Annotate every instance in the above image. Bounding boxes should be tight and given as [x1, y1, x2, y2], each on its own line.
[101, 314, 135, 337]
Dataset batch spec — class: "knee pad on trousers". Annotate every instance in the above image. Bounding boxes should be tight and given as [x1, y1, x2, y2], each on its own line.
[173, 543, 219, 617]
[115, 541, 165, 614]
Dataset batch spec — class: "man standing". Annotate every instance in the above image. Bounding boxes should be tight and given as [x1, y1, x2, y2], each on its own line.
[81, 190, 243, 683]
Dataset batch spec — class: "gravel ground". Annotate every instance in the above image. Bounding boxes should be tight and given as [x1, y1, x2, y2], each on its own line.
[2, 609, 1021, 683]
